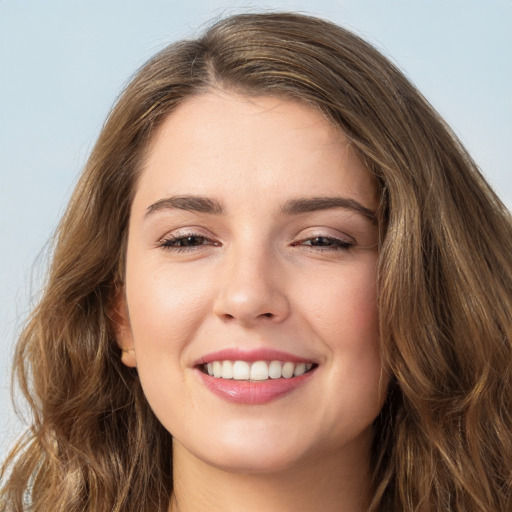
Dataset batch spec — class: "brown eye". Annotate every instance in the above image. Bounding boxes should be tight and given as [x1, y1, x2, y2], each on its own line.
[300, 236, 353, 250]
[159, 234, 218, 252]
[171, 236, 207, 247]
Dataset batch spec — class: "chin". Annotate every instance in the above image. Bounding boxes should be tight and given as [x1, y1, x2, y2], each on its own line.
[174, 423, 316, 475]
[198, 444, 307, 475]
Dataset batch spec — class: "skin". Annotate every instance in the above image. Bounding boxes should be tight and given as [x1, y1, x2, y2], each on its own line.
[115, 91, 387, 511]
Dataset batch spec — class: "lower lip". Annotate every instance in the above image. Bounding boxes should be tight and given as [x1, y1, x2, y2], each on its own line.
[197, 369, 316, 405]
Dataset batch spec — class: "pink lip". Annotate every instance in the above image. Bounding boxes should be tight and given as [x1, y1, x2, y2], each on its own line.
[194, 348, 318, 405]
[197, 369, 316, 405]
[194, 348, 314, 365]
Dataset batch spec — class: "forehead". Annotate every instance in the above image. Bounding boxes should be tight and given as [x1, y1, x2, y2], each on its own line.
[134, 91, 378, 212]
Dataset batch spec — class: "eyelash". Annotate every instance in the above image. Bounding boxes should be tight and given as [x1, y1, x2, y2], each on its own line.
[292, 236, 353, 251]
[159, 234, 217, 252]
[158, 233, 354, 253]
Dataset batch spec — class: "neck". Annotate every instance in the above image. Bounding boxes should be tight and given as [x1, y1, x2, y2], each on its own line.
[169, 432, 373, 512]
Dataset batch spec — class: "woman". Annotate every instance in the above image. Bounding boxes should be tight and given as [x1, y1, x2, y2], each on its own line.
[1, 12, 511, 512]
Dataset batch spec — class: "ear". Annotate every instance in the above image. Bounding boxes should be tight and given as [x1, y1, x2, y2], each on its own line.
[110, 289, 137, 368]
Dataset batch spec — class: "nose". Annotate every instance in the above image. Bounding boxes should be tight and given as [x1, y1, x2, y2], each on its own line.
[212, 247, 290, 328]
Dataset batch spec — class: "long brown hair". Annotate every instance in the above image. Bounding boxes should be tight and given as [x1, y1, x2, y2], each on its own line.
[2, 12, 511, 512]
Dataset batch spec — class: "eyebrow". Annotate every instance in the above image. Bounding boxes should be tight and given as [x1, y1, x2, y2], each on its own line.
[145, 195, 376, 222]
[280, 197, 376, 222]
[146, 196, 224, 217]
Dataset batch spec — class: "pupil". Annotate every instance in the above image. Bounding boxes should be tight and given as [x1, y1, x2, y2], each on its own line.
[182, 236, 201, 246]
[314, 237, 331, 246]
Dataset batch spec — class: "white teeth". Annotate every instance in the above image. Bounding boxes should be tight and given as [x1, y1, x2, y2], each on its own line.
[232, 361, 250, 380]
[204, 360, 315, 381]
[293, 363, 306, 376]
[268, 360, 282, 379]
[250, 361, 269, 381]
[221, 360, 233, 379]
[282, 362, 295, 378]
[213, 361, 222, 378]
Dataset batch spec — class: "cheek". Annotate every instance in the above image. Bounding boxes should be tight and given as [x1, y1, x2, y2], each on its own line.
[128, 260, 208, 327]
[124, 264, 213, 427]
[124, 260, 216, 375]
[300, 258, 384, 402]
[300, 259, 379, 348]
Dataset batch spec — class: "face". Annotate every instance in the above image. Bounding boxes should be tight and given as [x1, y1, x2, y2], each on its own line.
[116, 91, 386, 474]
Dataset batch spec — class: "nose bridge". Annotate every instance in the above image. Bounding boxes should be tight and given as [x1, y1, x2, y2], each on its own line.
[213, 235, 289, 326]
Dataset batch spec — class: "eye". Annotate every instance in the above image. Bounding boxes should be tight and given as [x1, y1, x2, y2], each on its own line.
[159, 233, 219, 252]
[294, 235, 353, 251]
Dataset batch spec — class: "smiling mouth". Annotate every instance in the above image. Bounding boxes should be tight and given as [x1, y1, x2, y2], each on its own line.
[200, 360, 317, 381]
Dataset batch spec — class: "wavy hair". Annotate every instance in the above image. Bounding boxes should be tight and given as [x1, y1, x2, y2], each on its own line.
[1, 12, 511, 512]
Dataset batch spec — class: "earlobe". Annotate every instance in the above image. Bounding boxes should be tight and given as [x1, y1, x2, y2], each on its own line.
[110, 290, 137, 368]
[120, 347, 137, 368]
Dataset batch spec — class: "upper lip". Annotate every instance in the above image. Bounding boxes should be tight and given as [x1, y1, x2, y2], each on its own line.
[194, 348, 316, 366]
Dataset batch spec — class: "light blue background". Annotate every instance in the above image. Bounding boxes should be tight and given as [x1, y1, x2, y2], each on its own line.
[1, 0, 511, 457]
